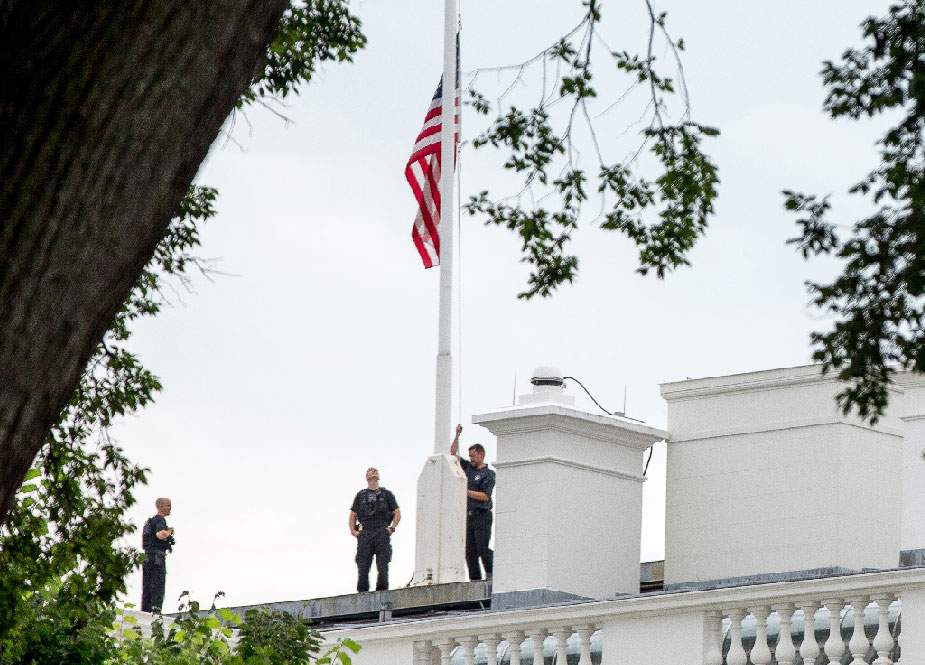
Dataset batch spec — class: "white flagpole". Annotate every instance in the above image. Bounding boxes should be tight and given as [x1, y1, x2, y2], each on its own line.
[433, 0, 457, 454]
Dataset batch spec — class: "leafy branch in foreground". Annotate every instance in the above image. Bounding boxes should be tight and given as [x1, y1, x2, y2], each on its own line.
[785, 0, 925, 423]
[464, 0, 719, 298]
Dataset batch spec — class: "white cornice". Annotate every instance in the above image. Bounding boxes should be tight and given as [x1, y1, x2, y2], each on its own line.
[670, 417, 904, 443]
[660, 363, 905, 402]
[493, 456, 646, 483]
[473, 405, 666, 451]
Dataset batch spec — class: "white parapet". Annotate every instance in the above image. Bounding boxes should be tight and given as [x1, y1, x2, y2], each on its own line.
[324, 567, 925, 665]
[660, 364, 905, 587]
[412, 454, 468, 585]
[474, 375, 666, 600]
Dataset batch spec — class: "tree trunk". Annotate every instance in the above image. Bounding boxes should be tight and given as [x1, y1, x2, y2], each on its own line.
[0, 1, 288, 521]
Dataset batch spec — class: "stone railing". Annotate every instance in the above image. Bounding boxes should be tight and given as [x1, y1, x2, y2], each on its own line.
[322, 568, 925, 665]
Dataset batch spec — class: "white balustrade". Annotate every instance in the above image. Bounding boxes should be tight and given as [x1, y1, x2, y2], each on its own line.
[703, 593, 902, 665]
[323, 570, 918, 665]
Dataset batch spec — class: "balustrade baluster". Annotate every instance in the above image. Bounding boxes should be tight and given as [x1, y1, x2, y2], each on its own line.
[553, 628, 571, 665]
[751, 606, 772, 665]
[871, 594, 894, 665]
[528, 630, 546, 665]
[799, 602, 820, 665]
[726, 608, 748, 665]
[504, 631, 525, 665]
[481, 634, 501, 665]
[823, 599, 845, 664]
[774, 604, 797, 665]
[414, 640, 433, 665]
[436, 639, 455, 665]
[892, 593, 902, 665]
[848, 598, 871, 665]
[575, 624, 594, 665]
[703, 611, 723, 665]
[458, 637, 479, 665]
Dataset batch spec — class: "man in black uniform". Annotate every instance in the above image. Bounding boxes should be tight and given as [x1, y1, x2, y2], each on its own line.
[141, 497, 174, 612]
[450, 424, 496, 580]
[349, 467, 401, 592]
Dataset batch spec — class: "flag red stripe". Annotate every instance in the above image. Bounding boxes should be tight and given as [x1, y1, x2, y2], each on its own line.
[405, 160, 441, 255]
[405, 73, 461, 268]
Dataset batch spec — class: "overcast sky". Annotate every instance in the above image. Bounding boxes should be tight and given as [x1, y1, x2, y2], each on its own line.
[115, 0, 891, 610]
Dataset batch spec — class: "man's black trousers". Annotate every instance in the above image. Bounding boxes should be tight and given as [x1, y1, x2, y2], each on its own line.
[465, 510, 493, 580]
[356, 527, 391, 592]
[141, 551, 166, 612]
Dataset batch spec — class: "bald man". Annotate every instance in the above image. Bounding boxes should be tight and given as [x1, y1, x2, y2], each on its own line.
[349, 468, 400, 592]
[141, 497, 174, 612]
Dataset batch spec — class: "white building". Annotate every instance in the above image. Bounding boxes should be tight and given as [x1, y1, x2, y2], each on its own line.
[289, 365, 925, 663]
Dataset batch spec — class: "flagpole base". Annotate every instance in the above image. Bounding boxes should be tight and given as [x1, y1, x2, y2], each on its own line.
[412, 453, 467, 585]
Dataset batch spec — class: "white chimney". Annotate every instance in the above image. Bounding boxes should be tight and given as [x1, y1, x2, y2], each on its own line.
[660, 364, 904, 587]
[474, 367, 666, 600]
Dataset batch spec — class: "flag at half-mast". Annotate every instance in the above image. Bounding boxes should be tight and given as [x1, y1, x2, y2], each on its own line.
[405, 49, 461, 269]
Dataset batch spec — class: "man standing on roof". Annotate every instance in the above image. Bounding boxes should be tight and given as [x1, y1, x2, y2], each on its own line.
[141, 497, 174, 612]
[349, 467, 401, 592]
[450, 424, 496, 580]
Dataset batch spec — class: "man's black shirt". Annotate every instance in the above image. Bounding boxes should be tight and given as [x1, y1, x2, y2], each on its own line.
[459, 458, 495, 512]
[350, 488, 399, 529]
[142, 515, 171, 552]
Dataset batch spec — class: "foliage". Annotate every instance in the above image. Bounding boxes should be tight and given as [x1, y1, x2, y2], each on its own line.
[109, 595, 361, 665]
[236, 609, 321, 664]
[0, 187, 217, 663]
[0, 2, 367, 659]
[465, 0, 720, 298]
[785, 0, 925, 422]
[239, 0, 367, 109]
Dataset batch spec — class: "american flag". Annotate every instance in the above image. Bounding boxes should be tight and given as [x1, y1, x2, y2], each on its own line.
[405, 71, 461, 269]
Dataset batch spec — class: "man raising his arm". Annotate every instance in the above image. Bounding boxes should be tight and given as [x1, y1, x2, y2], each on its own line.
[450, 424, 495, 581]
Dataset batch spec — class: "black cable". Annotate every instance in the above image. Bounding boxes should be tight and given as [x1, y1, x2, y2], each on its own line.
[643, 446, 655, 476]
[563, 375, 655, 477]
[562, 375, 616, 416]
